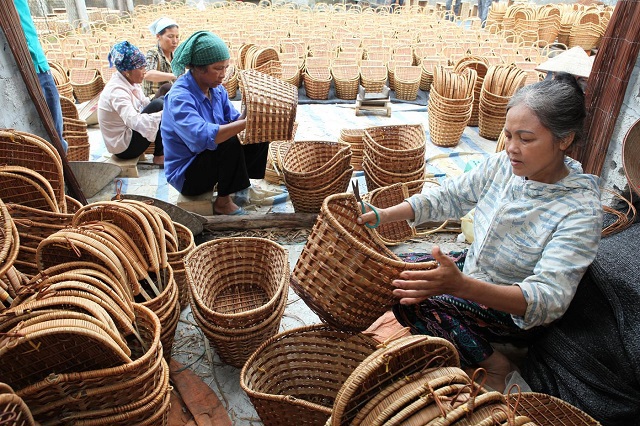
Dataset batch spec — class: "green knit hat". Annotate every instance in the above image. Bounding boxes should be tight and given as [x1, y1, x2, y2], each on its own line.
[171, 31, 229, 77]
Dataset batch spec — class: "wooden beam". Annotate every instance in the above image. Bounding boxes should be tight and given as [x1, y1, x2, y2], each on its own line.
[204, 212, 461, 232]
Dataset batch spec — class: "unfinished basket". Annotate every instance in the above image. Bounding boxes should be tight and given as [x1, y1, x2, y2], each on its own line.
[330, 335, 461, 426]
[239, 69, 298, 145]
[506, 392, 601, 426]
[290, 194, 437, 331]
[240, 325, 379, 426]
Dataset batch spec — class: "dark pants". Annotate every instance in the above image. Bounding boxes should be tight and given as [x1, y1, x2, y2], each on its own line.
[38, 70, 67, 152]
[180, 136, 269, 197]
[115, 97, 164, 159]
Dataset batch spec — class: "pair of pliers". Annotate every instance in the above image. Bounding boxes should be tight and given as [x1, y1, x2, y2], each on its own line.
[351, 180, 380, 229]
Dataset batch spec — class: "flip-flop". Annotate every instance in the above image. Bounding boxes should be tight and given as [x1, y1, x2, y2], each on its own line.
[213, 206, 247, 216]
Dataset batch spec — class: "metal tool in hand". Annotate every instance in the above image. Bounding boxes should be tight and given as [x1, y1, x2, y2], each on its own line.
[351, 180, 380, 229]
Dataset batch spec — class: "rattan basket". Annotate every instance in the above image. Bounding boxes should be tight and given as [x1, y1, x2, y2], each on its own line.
[506, 392, 601, 425]
[239, 69, 298, 145]
[340, 128, 365, 171]
[332, 65, 360, 100]
[363, 124, 426, 171]
[360, 65, 388, 93]
[60, 95, 79, 120]
[0, 390, 36, 426]
[304, 66, 332, 100]
[286, 166, 353, 213]
[290, 193, 437, 331]
[240, 325, 379, 426]
[222, 65, 239, 99]
[394, 66, 422, 101]
[282, 140, 352, 190]
[167, 222, 195, 310]
[265, 140, 293, 185]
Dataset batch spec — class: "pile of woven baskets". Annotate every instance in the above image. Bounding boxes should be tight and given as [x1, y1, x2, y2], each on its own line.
[68, 67, 105, 103]
[478, 64, 528, 141]
[184, 237, 289, 368]
[339, 128, 365, 171]
[428, 66, 477, 147]
[282, 140, 353, 213]
[363, 124, 426, 191]
[453, 57, 489, 127]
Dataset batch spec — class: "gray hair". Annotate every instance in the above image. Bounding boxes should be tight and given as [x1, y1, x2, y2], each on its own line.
[507, 77, 586, 145]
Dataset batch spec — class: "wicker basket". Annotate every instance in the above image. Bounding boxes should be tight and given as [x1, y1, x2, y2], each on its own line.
[240, 325, 379, 426]
[393, 66, 421, 101]
[254, 59, 283, 80]
[304, 66, 332, 100]
[360, 65, 388, 93]
[362, 156, 425, 189]
[282, 140, 352, 190]
[290, 194, 437, 331]
[286, 166, 353, 214]
[184, 237, 289, 367]
[0, 389, 36, 426]
[59, 96, 79, 120]
[340, 128, 365, 171]
[330, 335, 461, 426]
[69, 68, 105, 103]
[506, 392, 601, 426]
[167, 222, 195, 310]
[363, 124, 426, 172]
[222, 65, 239, 99]
[622, 119, 640, 196]
[331, 65, 360, 100]
[239, 69, 298, 145]
[0, 166, 60, 213]
[265, 140, 293, 185]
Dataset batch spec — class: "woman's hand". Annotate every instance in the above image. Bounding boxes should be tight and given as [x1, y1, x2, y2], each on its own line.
[357, 208, 380, 228]
[392, 246, 466, 304]
[239, 108, 247, 120]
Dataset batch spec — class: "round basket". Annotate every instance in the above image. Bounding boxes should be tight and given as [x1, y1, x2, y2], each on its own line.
[287, 166, 354, 213]
[167, 222, 195, 310]
[282, 140, 352, 190]
[184, 237, 289, 329]
[239, 69, 298, 145]
[240, 325, 379, 426]
[290, 193, 437, 331]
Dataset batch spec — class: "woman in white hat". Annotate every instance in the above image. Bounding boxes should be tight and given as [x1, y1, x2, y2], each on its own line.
[535, 46, 595, 92]
[143, 17, 180, 98]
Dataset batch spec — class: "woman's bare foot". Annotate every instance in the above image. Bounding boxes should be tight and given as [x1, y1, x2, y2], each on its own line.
[153, 155, 164, 166]
[213, 195, 241, 215]
[476, 350, 516, 393]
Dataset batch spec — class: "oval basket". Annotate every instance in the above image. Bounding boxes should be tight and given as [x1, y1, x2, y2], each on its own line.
[282, 140, 352, 190]
[290, 193, 437, 331]
[240, 325, 379, 426]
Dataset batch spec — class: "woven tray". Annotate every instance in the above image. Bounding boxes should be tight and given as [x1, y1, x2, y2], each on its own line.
[239, 69, 298, 145]
[290, 193, 437, 330]
[240, 325, 379, 426]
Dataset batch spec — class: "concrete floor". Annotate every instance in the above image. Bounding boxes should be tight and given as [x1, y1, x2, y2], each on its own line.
[82, 101, 491, 425]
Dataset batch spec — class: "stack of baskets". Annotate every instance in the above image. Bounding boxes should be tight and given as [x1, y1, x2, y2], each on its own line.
[281, 62, 302, 87]
[0, 383, 36, 426]
[68, 68, 105, 103]
[264, 123, 298, 185]
[184, 237, 289, 368]
[478, 64, 528, 141]
[387, 59, 412, 91]
[240, 325, 379, 426]
[62, 116, 91, 161]
[49, 61, 74, 100]
[282, 140, 353, 213]
[339, 128, 365, 171]
[537, 5, 561, 46]
[290, 193, 437, 331]
[569, 11, 605, 51]
[454, 57, 489, 127]
[331, 64, 360, 100]
[362, 124, 426, 192]
[393, 65, 422, 101]
[428, 66, 477, 147]
[59, 95, 79, 120]
[239, 69, 298, 145]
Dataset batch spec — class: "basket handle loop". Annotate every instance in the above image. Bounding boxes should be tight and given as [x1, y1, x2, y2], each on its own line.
[0, 412, 18, 425]
[114, 179, 123, 201]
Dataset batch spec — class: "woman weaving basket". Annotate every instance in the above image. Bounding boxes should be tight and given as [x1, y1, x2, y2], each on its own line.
[358, 75, 603, 392]
[98, 41, 165, 166]
[162, 31, 269, 216]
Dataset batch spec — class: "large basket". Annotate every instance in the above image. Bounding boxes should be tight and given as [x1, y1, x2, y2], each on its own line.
[184, 237, 289, 328]
[290, 193, 437, 331]
[506, 392, 601, 426]
[240, 325, 379, 426]
[239, 69, 298, 145]
[363, 124, 426, 171]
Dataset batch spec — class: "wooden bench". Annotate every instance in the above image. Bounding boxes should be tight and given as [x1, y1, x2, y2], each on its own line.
[105, 154, 146, 178]
[176, 191, 215, 216]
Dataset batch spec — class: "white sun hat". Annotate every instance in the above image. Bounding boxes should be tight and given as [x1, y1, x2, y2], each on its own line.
[148, 17, 178, 35]
[535, 47, 595, 79]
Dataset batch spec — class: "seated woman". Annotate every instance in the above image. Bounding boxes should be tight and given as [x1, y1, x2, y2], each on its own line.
[143, 17, 180, 98]
[98, 41, 164, 166]
[358, 75, 603, 392]
[162, 31, 269, 215]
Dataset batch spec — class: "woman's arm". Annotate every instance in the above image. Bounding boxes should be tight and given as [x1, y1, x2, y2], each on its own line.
[144, 69, 176, 83]
[111, 87, 160, 142]
[215, 119, 246, 144]
[392, 246, 528, 316]
[358, 200, 415, 227]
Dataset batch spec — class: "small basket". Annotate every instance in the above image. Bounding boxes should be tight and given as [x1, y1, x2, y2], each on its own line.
[239, 69, 298, 145]
[290, 194, 437, 331]
[360, 66, 388, 93]
[167, 222, 195, 310]
[332, 65, 360, 100]
[240, 325, 379, 426]
[304, 66, 332, 100]
[393, 65, 422, 101]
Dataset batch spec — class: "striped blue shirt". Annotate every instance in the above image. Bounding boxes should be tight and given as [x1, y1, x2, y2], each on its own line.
[407, 152, 602, 329]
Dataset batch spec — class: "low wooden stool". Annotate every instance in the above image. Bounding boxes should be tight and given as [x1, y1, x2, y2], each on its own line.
[176, 191, 215, 216]
[105, 153, 145, 178]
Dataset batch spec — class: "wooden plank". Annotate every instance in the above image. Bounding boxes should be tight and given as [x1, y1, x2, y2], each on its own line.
[105, 155, 139, 178]
[204, 212, 460, 232]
